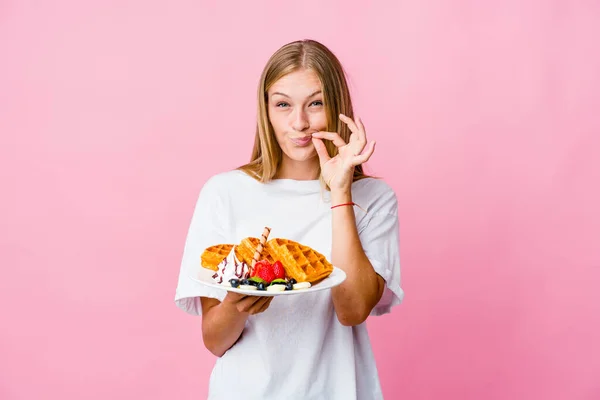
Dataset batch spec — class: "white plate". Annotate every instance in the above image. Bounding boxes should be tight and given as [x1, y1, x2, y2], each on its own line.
[189, 266, 347, 296]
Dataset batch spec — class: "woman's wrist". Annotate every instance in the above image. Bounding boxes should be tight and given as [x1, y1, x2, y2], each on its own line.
[330, 190, 352, 206]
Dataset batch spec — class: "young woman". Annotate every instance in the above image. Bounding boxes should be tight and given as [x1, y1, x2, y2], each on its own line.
[174, 39, 404, 400]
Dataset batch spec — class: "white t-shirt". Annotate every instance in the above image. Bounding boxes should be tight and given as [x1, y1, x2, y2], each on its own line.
[174, 169, 404, 400]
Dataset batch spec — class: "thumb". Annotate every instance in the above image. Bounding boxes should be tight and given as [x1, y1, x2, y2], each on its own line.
[312, 137, 330, 166]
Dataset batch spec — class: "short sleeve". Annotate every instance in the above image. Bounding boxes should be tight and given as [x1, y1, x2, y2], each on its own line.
[357, 184, 404, 316]
[174, 176, 229, 316]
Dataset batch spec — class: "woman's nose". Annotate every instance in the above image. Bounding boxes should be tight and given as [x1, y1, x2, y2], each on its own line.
[291, 108, 309, 131]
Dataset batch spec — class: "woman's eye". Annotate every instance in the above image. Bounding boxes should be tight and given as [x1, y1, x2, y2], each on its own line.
[276, 102, 289, 108]
[310, 100, 323, 106]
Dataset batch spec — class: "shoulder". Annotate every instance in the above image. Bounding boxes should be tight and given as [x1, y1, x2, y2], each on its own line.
[200, 169, 254, 193]
[351, 177, 398, 216]
[197, 169, 265, 201]
[192, 170, 253, 207]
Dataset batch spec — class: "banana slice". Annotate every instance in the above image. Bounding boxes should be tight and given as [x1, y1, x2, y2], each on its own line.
[238, 284, 257, 291]
[266, 284, 286, 292]
[293, 282, 312, 290]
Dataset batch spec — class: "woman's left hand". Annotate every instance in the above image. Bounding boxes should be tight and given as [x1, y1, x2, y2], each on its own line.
[311, 114, 376, 192]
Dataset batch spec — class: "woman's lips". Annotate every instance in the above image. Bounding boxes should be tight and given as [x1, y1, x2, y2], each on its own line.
[290, 136, 312, 147]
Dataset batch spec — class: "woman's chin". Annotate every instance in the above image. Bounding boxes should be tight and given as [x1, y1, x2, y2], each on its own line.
[282, 147, 317, 162]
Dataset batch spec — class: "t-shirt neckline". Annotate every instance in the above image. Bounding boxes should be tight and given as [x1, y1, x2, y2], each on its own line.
[234, 169, 324, 194]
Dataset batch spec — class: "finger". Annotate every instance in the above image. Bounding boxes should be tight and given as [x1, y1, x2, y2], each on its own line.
[236, 295, 261, 313]
[339, 114, 360, 135]
[253, 297, 273, 314]
[230, 292, 246, 301]
[350, 135, 367, 157]
[311, 137, 331, 166]
[266, 297, 274, 307]
[262, 297, 274, 312]
[353, 140, 376, 165]
[248, 296, 272, 314]
[311, 131, 346, 147]
[355, 116, 368, 143]
[224, 292, 246, 305]
[244, 297, 264, 314]
[341, 114, 360, 144]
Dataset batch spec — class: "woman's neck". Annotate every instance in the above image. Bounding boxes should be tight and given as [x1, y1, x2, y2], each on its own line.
[275, 156, 320, 181]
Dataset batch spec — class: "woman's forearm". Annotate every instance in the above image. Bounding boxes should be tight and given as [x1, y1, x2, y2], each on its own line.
[330, 190, 385, 326]
[201, 297, 249, 357]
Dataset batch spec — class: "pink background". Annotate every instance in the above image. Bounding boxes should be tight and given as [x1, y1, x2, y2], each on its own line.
[1, 1, 599, 399]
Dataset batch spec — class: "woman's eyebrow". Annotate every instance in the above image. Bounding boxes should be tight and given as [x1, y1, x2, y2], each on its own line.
[271, 90, 322, 99]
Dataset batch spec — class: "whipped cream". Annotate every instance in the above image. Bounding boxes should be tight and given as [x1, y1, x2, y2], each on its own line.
[212, 246, 249, 284]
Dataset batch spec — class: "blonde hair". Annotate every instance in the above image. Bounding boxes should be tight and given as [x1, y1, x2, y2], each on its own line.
[237, 39, 372, 188]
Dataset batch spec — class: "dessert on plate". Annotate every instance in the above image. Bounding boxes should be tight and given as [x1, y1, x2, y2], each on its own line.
[200, 227, 333, 292]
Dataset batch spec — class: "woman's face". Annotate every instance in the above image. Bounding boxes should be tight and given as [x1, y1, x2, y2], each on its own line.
[267, 68, 327, 163]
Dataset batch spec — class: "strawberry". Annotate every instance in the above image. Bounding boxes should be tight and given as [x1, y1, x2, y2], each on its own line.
[251, 260, 270, 277]
[272, 260, 285, 280]
[256, 263, 276, 283]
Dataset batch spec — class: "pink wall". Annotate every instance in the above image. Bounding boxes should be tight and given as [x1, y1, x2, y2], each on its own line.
[1, 1, 599, 399]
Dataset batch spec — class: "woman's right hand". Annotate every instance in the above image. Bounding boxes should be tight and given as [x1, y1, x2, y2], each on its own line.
[201, 293, 274, 357]
[222, 292, 274, 315]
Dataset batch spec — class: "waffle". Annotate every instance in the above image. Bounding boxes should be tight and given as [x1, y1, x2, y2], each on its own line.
[235, 237, 276, 266]
[266, 238, 333, 284]
[200, 244, 234, 271]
